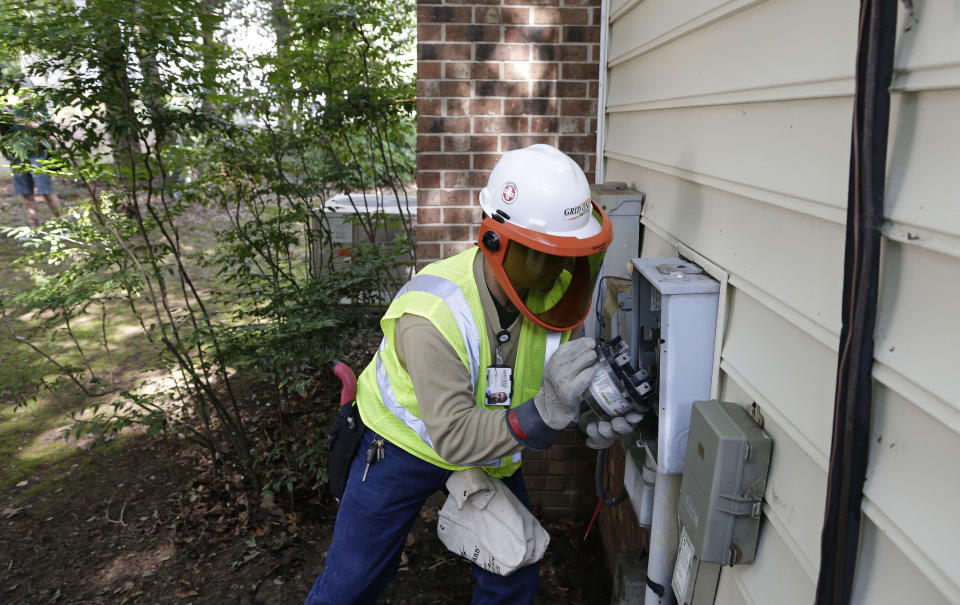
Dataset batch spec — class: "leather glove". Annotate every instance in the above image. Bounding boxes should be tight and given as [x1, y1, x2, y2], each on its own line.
[533, 337, 598, 429]
[584, 411, 644, 449]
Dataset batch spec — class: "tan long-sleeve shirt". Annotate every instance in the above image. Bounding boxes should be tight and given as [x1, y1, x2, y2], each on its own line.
[393, 251, 526, 466]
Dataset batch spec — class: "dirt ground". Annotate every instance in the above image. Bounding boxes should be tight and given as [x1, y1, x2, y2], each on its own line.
[0, 177, 612, 604]
[0, 434, 611, 605]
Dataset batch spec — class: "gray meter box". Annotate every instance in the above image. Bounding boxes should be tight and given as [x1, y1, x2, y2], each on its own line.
[678, 401, 772, 565]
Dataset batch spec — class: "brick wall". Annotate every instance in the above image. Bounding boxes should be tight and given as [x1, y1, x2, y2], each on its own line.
[522, 427, 597, 519]
[415, 0, 602, 520]
[598, 441, 648, 575]
[415, 0, 601, 269]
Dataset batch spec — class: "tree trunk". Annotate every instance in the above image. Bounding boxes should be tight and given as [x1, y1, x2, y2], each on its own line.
[270, 0, 294, 127]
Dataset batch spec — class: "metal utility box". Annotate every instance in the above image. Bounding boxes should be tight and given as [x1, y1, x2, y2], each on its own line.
[678, 400, 772, 565]
[631, 258, 720, 475]
[309, 193, 416, 300]
[591, 183, 644, 279]
[586, 183, 643, 340]
[309, 193, 416, 275]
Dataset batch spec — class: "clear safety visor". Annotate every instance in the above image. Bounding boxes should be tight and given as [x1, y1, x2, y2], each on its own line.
[479, 201, 613, 331]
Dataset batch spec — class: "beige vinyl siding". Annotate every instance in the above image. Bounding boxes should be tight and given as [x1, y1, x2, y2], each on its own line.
[714, 570, 751, 605]
[851, 519, 954, 605]
[602, 0, 960, 602]
[607, 0, 858, 112]
[865, 385, 960, 591]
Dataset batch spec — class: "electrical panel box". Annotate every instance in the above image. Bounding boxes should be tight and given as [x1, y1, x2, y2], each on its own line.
[678, 400, 772, 565]
[585, 183, 643, 340]
[631, 258, 720, 475]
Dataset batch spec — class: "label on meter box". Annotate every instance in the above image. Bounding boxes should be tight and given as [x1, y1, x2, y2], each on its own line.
[672, 526, 696, 604]
[588, 371, 632, 416]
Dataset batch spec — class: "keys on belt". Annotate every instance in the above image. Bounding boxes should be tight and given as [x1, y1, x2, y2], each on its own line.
[361, 438, 384, 482]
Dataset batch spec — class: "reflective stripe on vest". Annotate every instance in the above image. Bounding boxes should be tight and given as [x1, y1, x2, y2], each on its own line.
[395, 273, 481, 392]
[375, 338, 435, 448]
[470, 450, 524, 467]
[545, 331, 561, 365]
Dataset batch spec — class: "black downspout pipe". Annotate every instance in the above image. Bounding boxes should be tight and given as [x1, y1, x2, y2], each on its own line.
[815, 1, 897, 604]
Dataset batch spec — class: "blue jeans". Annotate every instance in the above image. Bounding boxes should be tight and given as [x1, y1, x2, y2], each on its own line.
[305, 429, 540, 605]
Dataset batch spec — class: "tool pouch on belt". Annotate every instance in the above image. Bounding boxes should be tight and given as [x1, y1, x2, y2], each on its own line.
[438, 467, 549, 576]
[326, 401, 365, 502]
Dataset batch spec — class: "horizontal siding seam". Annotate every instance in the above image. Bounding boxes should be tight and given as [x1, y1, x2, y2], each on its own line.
[607, 0, 641, 24]
[636, 216, 678, 252]
[860, 498, 960, 603]
[638, 215, 840, 347]
[606, 150, 848, 226]
[726, 274, 840, 350]
[891, 61, 960, 93]
[723, 366, 960, 597]
[604, 77, 852, 111]
[607, 0, 769, 66]
[882, 220, 960, 261]
[760, 501, 819, 581]
[719, 360, 829, 470]
[601, 64, 960, 105]
[872, 362, 960, 437]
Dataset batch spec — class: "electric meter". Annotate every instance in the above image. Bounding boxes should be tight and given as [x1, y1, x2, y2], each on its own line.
[581, 336, 656, 419]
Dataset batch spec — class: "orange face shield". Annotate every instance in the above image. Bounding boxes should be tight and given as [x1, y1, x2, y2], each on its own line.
[478, 201, 613, 331]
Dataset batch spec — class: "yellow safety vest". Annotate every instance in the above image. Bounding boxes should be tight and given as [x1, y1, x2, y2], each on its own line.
[355, 247, 570, 478]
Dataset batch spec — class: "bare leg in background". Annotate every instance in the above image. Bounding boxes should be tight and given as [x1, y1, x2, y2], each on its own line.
[21, 194, 39, 229]
[42, 193, 61, 218]
[21, 193, 61, 229]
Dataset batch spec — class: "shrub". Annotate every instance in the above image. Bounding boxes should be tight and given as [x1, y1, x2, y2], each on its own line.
[0, 0, 415, 503]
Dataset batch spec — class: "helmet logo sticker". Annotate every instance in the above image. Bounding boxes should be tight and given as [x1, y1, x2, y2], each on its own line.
[563, 199, 591, 220]
[501, 182, 518, 204]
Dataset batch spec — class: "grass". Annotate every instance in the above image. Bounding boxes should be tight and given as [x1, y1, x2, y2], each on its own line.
[0, 277, 157, 507]
[0, 182, 222, 505]
[0, 172, 386, 510]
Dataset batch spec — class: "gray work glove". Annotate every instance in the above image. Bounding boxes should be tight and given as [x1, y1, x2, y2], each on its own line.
[533, 337, 598, 430]
[584, 411, 644, 449]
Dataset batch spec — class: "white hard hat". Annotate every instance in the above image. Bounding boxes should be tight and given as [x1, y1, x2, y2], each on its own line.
[478, 144, 601, 239]
[477, 145, 613, 332]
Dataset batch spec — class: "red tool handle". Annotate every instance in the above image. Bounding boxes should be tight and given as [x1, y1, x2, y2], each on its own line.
[333, 361, 357, 406]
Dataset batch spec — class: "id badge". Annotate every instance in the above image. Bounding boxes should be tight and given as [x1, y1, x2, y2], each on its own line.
[485, 365, 513, 407]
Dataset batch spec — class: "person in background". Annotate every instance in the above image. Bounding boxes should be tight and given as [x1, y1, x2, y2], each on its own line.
[1, 82, 61, 229]
[12, 154, 61, 229]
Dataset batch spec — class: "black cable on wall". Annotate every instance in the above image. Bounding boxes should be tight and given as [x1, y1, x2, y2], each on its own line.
[815, 1, 898, 603]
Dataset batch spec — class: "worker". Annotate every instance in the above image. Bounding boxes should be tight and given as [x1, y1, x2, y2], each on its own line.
[306, 144, 628, 605]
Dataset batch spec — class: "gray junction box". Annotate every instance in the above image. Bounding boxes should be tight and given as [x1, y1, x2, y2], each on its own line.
[678, 400, 772, 566]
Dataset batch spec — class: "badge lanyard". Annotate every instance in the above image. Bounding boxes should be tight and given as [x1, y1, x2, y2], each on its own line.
[485, 330, 513, 407]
